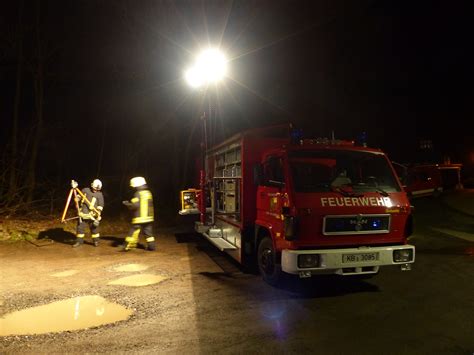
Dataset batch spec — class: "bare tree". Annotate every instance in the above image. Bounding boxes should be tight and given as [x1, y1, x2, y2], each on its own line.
[6, 0, 24, 205]
[25, 0, 45, 204]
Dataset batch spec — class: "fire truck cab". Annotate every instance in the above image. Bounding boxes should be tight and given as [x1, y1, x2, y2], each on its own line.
[182, 126, 415, 285]
[392, 162, 464, 199]
[393, 163, 443, 198]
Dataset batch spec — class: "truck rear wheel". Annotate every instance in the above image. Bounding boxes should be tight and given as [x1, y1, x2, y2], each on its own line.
[257, 236, 282, 285]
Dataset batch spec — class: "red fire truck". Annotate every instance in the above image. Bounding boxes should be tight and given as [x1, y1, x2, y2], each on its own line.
[180, 125, 415, 285]
[392, 163, 443, 198]
[392, 162, 463, 199]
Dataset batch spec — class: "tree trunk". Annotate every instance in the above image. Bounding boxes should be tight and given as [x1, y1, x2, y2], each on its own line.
[26, 0, 44, 204]
[7, 0, 24, 204]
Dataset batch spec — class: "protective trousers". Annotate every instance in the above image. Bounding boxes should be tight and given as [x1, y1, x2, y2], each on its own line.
[124, 223, 155, 251]
[75, 219, 100, 246]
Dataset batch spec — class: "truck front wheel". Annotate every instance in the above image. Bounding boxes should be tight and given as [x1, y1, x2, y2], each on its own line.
[257, 236, 282, 285]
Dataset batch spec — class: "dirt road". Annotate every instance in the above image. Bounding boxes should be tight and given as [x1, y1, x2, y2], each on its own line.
[0, 221, 242, 353]
[1, 209, 473, 354]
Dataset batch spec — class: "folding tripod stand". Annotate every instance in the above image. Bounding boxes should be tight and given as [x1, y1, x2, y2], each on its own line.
[60, 180, 101, 224]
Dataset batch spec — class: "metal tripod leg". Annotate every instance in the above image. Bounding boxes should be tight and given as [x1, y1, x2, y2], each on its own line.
[61, 188, 74, 223]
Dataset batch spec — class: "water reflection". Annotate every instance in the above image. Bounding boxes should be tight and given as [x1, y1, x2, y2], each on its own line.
[107, 274, 166, 287]
[260, 301, 289, 340]
[0, 295, 132, 336]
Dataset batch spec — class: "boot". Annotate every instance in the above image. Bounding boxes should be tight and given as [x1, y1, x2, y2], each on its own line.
[93, 239, 100, 247]
[72, 238, 84, 248]
[120, 240, 137, 252]
[147, 242, 156, 251]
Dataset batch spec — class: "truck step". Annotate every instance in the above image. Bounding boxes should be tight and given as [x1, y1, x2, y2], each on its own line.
[179, 207, 213, 216]
[203, 232, 237, 251]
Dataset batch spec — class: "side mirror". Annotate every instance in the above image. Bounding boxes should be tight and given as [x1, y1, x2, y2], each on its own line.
[253, 164, 263, 186]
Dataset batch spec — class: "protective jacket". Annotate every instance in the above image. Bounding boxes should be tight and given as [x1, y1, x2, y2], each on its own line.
[79, 187, 104, 219]
[128, 186, 154, 224]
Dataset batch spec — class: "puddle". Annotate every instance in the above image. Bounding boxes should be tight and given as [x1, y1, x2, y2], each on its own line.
[113, 263, 149, 272]
[108, 274, 166, 286]
[0, 295, 132, 336]
[51, 270, 79, 277]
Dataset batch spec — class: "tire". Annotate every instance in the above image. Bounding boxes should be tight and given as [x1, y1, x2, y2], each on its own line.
[257, 236, 282, 286]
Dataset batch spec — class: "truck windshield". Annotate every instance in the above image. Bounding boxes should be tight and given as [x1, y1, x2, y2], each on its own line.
[289, 150, 401, 194]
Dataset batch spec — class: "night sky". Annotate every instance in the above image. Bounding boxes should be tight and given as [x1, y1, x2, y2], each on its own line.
[1, 0, 473, 211]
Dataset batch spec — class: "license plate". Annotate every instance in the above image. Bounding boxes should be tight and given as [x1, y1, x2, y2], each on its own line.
[342, 252, 379, 263]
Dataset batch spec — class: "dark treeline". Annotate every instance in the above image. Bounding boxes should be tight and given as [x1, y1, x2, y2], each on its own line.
[1, 1, 474, 217]
[0, 1, 207, 217]
[0, 0, 286, 217]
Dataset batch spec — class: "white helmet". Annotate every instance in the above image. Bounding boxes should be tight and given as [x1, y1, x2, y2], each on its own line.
[91, 179, 102, 191]
[130, 176, 146, 188]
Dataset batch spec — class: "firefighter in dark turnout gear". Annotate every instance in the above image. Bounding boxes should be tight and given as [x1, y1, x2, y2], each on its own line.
[122, 176, 155, 251]
[73, 179, 104, 247]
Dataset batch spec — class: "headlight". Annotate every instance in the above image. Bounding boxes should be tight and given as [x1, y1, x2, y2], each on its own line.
[298, 254, 320, 268]
[393, 249, 413, 262]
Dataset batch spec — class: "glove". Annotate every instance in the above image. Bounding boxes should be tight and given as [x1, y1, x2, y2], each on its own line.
[122, 200, 131, 206]
[91, 210, 101, 220]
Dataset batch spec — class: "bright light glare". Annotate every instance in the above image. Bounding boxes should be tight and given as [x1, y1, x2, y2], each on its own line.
[184, 67, 204, 88]
[196, 49, 227, 83]
[184, 48, 227, 88]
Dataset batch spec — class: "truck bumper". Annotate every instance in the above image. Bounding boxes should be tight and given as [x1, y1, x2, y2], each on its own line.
[281, 245, 415, 277]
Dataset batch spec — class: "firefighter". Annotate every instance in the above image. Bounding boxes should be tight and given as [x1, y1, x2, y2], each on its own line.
[72, 179, 104, 248]
[121, 176, 156, 251]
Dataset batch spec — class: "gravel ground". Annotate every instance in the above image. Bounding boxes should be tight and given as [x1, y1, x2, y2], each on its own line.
[2, 205, 473, 354]
[0, 221, 234, 354]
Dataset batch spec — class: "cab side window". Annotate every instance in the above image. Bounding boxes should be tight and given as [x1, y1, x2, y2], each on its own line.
[263, 157, 284, 186]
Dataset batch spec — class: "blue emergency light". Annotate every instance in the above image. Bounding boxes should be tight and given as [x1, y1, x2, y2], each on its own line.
[356, 131, 368, 147]
[371, 219, 382, 229]
[290, 128, 304, 144]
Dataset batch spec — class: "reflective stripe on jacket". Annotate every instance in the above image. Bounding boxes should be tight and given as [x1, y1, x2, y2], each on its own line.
[131, 189, 154, 224]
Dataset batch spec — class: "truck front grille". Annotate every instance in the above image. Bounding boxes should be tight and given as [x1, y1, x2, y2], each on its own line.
[323, 214, 390, 235]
